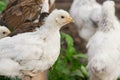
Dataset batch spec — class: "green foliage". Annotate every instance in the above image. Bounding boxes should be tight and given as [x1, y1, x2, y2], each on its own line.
[0, 1, 7, 13]
[48, 32, 88, 80]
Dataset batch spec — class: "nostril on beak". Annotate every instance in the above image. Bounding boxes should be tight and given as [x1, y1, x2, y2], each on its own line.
[67, 17, 74, 23]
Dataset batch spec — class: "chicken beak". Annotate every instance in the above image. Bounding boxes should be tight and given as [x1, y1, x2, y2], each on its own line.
[66, 17, 74, 23]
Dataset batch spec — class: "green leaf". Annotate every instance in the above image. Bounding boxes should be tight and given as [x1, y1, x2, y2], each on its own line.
[61, 32, 76, 60]
[81, 65, 89, 77]
[61, 32, 74, 48]
[0, 1, 6, 12]
[73, 53, 88, 59]
[71, 69, 84, 78]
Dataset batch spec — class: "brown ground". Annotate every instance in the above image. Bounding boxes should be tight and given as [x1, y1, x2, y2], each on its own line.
[55, 0, 120, 53]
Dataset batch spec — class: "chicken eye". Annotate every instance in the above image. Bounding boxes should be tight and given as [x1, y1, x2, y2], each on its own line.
[61, 16, 65, 19]
[3, 32, 6, 34]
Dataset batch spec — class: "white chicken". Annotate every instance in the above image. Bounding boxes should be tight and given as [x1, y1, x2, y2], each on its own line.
[87, 1, 120, 80]
[0, 9, 73, 79]
[70, 0, 102, 42]
[0, 26, 11, 39]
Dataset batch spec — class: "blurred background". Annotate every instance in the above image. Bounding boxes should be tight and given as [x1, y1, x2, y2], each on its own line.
[0, 0, 120, 80]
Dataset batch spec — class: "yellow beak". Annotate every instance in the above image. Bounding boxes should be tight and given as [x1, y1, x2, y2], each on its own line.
[66, 17, 74, 23]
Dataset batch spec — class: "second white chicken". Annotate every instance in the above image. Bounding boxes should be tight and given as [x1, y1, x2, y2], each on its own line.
[70, 0, 102, 42]
[87, 1, 120, 80]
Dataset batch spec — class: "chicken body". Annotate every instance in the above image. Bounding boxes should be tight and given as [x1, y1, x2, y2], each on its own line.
[87, 1, 120, 80]
[0, 9, 72, 78]
[70, 0, 101, 42]
[1, 0, 56, 37]
[1, 0, 44, 29]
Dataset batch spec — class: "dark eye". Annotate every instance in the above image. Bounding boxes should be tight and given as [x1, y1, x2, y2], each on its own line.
[61, 16, 64, 19]
[3, 32, 6, 34]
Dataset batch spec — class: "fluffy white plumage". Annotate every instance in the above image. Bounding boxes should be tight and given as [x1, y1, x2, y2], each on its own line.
[41, 0, 56, 13]
[0, 9, 72, 78]
[70, 0, 102, 42]
[41, 0, 49, 13]
[49, 0, 55, 7]
[0, 26, 11, 39]
[87, 1, 120, 80]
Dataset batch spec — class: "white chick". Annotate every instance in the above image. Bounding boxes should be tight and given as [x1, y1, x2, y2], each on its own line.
[0, 9, 73, 78]
[70, 0, 102, 42]
[0, 26, 11, 39]
[87, 1, 120, 80]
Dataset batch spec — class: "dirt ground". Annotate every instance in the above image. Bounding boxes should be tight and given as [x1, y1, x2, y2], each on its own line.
[55, 0, 120, 53]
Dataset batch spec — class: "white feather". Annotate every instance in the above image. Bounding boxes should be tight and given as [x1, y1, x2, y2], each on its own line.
[70, 0, 102, 42]
[49, 0, 55, 7]
[41, 0, 49, 13]
[87, 1, 120, 80]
